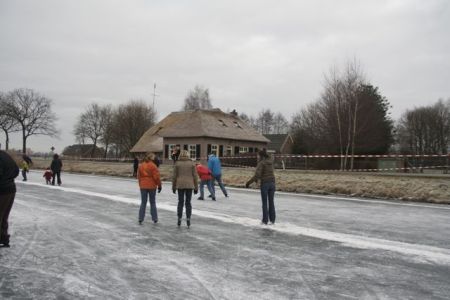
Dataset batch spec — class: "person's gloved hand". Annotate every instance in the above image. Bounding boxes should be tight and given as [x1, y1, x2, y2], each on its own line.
[172, 188, 176, 194]
[194, 189, 198, 195]
[158, 186, 162, 193]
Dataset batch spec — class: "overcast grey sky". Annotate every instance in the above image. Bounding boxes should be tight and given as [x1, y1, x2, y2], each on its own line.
[1, 0, 449, 152]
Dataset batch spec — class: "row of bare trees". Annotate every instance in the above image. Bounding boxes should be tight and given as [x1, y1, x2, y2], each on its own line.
[240, 110, 289, 134]
[71, 101, 156, 158]
[396, 99, 450, 155]
[0, 88, 58, 153]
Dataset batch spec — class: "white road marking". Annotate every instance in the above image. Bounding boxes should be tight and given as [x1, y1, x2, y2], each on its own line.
[18, 181, 450, 265]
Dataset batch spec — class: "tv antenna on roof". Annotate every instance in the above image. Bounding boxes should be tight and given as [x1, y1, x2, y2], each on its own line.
[151, 83, 159, 109]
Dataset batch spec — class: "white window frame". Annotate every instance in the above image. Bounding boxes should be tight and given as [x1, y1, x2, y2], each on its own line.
[226, 145, 233, 156]
[211, 144, 219, 157]
[239, 147, 249, 154]
[188, 144, 197, 160]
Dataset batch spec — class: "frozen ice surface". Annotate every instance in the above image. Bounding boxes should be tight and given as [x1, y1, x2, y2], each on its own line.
[1, 171, 450, 299]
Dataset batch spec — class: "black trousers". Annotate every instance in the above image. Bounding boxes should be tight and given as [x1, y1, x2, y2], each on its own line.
[0, 192, 16, 244]
[52, 171, 62, 185]
[177, 189, 192, 219]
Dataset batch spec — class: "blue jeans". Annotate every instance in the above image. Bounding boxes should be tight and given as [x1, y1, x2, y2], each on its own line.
[177, 189, 192, 219]
[199, 180, 214, 199]
[139, 189, 158, 222]
[260, 182, 276, 224]
[211, 174, 227, 197]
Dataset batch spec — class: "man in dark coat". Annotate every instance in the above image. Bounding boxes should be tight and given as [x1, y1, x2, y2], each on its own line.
[0, 151, 19, 247]
[51, 154, 63, 186]
[133, 157, 139, 177]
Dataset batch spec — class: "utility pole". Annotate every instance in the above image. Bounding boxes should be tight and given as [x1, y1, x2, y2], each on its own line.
[151, 83, 159, 109]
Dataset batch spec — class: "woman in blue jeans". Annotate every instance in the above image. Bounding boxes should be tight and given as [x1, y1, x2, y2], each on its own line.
[245, 149, 276, 225]
[137, 153, 162, 224]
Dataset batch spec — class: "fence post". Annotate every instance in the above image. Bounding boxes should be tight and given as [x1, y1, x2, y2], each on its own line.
[446, 155, 449, 174]
[305, 156, 308, 171]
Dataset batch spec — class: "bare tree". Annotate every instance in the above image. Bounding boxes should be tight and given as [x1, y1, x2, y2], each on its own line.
[272, 112, 289, 134]
[0, 93, 20, 150]
[99, 105, 114, 158]
[183, 85, 213, 111]
[239, 113, 258, 130]
[111, 100, 157, 156]
[74, 103, 110, 158]
[4, 88, 58, 153]
[397, 98, 450, 154]
[291, 61, 393, 169]
[256, 109, 274, 134]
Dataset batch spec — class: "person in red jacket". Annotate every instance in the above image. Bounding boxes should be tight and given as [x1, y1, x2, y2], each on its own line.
[43, 168, 53, 185]
[137, 153, 162, 224]
[196, 162, 215, 201]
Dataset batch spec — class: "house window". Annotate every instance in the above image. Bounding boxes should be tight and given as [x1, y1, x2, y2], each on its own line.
[188, 144, 197, 160]
[239, 147, 249, 153]
[211, 144, 219, 157]
[168, 144, 176, 160]
[226, 145, 233, 156]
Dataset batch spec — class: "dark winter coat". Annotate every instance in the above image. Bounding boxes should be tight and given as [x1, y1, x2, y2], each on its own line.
[51, 158, 63, 172]
[133, 158, 139, 172]
[0, 151, 19, 195]
[246, 157, 275, 187]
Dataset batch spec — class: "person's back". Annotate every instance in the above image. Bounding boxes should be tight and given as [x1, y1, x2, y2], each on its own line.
[138, 160, 161, 189]
[0, 151, 19, 193]
[173, 157, 198, 189]
[255, 157, 275, 185]
[196, 164, 211, 181]
[207, 155, 222, 176]
[0, 150, 19, 247]
[51, 157, 62, 172]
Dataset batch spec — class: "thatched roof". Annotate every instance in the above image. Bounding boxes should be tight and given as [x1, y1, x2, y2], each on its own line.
[130, 109, 269, 153]
[130, 135, 163, 153]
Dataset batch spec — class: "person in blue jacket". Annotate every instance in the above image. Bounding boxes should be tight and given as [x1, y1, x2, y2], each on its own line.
[207, 153, 228, 199]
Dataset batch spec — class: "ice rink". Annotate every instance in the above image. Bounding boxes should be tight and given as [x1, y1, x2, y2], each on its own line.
[1, 171, 450, 299]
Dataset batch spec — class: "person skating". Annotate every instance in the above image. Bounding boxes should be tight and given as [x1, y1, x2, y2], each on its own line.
[50, 154, 63, 186]
[137, 153, 162, 224]
[207, 153, 228, 198]
[0, 151, 20, 248]
[171, 145, 181, 164]
[133, 156, 139, 177]
[172, 150, 198, 228]
[195, 162, 215, 201]
[245, 149, 276, 225]
[43, 168, 53, 184]
[20, 160, 29, 181]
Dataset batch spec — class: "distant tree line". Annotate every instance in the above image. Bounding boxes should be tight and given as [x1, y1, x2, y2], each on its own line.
[70, 100, 156, 158]
[235, 60, 449, 166]
[396, 99, 450, 155]
[0, 88, 58, 153]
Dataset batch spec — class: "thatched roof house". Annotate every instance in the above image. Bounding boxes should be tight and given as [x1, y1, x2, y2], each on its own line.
[131, 109, 269, 161]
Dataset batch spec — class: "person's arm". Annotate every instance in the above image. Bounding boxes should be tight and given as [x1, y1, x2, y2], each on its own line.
[192, 164, 198, 192]
[172, 164, 178, 193]
[246, 161, 263, 187]
[151, 164, 162, 190]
